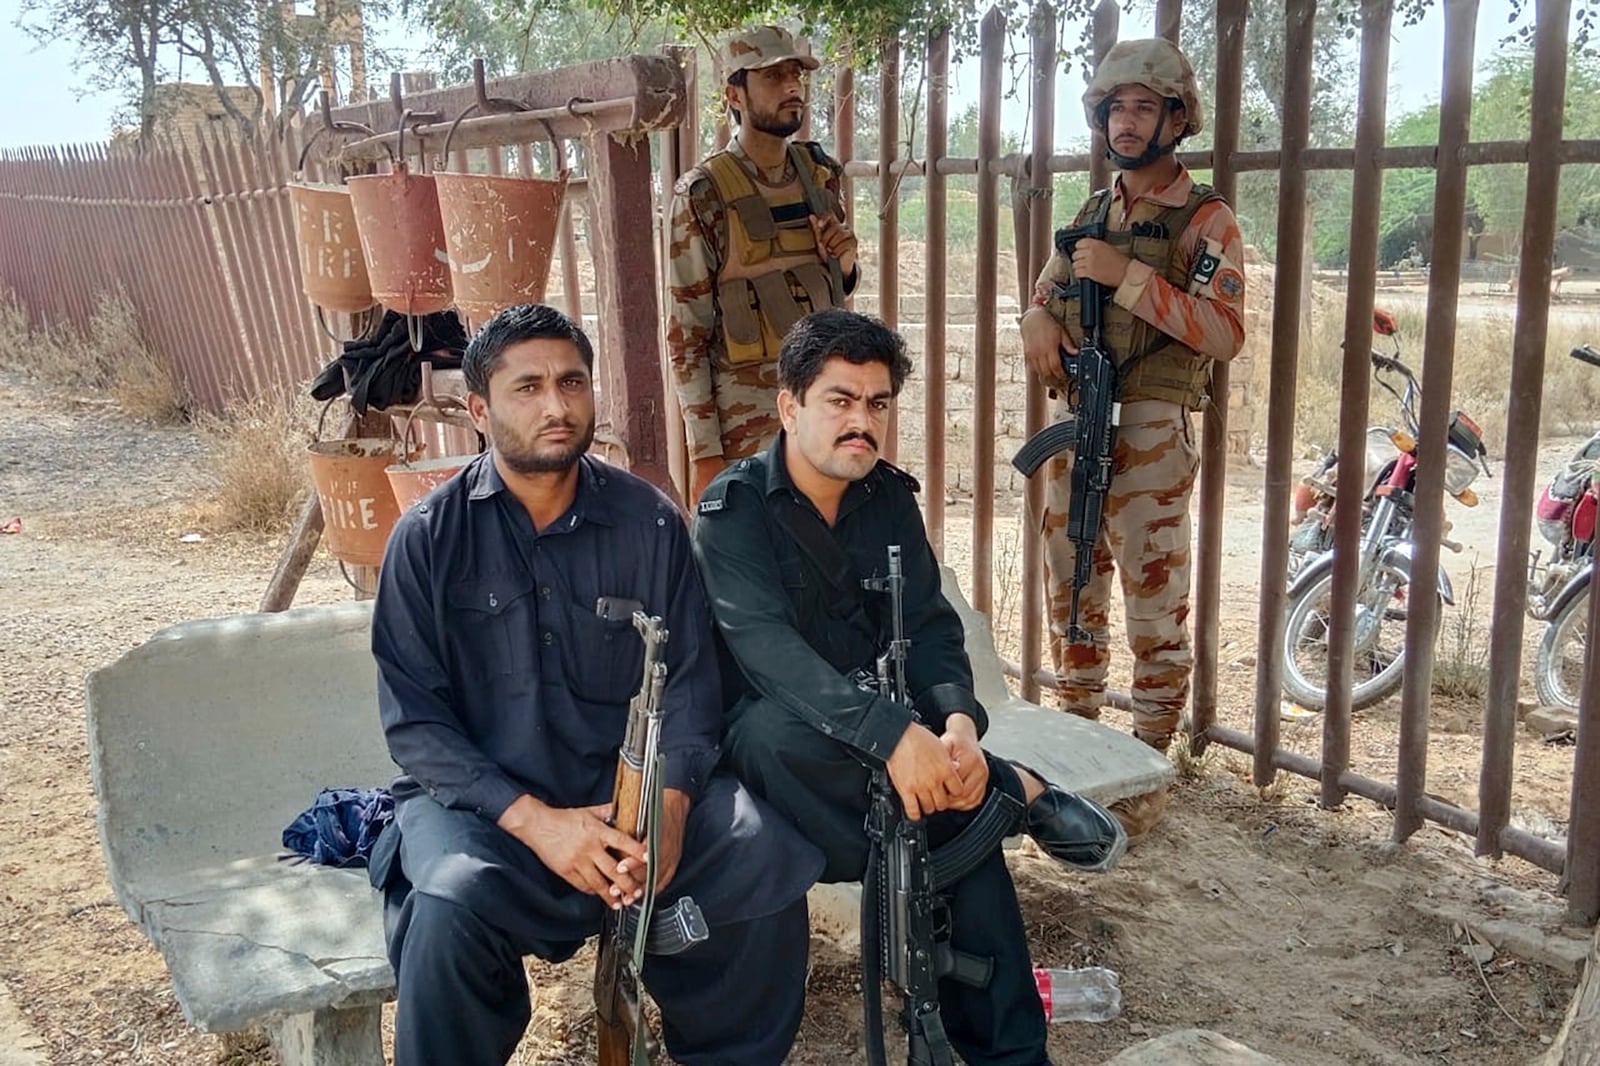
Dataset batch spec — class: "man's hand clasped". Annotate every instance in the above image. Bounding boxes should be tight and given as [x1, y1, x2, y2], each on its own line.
[885, 712, 988, 819]
[497, 790, 691, 909]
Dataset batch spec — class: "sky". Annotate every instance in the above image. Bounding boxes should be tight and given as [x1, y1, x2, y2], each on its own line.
[0, 0, 1531, 151]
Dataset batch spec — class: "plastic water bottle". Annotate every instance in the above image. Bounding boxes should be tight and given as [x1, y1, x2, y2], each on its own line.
[1034, 966, 1122, 1023]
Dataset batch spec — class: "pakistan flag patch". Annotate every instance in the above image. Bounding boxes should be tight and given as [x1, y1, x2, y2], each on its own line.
[1192, 250, 1222, 286]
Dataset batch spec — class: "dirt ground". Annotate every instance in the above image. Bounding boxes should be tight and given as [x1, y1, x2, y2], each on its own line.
[0, 365, 1591, 1066]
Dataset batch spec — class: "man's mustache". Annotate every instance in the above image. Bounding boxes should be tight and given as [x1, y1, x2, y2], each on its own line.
[835, 430, 879, 450]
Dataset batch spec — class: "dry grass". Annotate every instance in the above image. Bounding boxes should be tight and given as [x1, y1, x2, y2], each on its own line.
[1433, 557, 1491, 700]
[1279, 302, 1600, 458]
[0, 287, 188, 423]
[192, 390, 314, 534]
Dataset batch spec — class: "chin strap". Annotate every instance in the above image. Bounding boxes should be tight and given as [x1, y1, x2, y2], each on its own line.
[1106, 128, 1180, 171]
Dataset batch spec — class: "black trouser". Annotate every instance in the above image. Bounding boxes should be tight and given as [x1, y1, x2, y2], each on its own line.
[386, 890, 810, 1066]
[725, 696, 1051, 1066]
[376, 774, 821, 1066]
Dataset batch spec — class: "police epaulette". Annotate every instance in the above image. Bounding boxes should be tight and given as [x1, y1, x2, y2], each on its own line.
[696, 478, 732, 516]
[877, 460, 922, 494]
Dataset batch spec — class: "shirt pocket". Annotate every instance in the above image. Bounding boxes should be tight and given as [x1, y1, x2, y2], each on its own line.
[445, 574, 537, 678]
[560, 598, 647, 706]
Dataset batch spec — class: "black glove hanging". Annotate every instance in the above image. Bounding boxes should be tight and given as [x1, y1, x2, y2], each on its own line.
[310, 310, 468, 413]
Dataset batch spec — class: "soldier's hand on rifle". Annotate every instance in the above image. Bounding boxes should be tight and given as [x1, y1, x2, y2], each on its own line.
[939, 713, 989, 812]
[1069, 237, 1132, 288]
[690, 456, 727, 507]
[886, 724, 963, 819]
[631, 788, 691, 894]
[498, 794, 648, 907]
[1021, 307, 1076, 388]
[809, 215, 859, 278]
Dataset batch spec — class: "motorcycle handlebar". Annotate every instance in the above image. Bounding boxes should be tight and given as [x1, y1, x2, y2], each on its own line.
[1571, 345, 1600, 369]
[1370, 350, 1407, 375]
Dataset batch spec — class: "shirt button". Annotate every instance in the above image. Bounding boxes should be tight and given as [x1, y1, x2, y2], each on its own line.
[540, 586, 551, 599]
[656, 517, 666, 527]
[541, 631, 554, 646]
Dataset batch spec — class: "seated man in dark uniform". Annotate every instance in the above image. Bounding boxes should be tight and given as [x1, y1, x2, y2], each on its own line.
[691, 308, 1126, 1066]
[368, 303, 823, 1066]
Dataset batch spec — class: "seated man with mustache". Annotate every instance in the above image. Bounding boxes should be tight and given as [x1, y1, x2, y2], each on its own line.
[369, 303, 822, 1066]
[690, 308, 1126, 1066]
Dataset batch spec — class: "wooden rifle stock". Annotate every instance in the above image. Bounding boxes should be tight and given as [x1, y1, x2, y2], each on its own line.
[594, 611, 668, 1066]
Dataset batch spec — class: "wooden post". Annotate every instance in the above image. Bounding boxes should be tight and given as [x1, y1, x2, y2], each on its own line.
[261, 493, 326, 612]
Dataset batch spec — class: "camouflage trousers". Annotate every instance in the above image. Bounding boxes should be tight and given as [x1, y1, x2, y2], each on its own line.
[1042, 399, 1199, 747]
[701, 360, 783, 461]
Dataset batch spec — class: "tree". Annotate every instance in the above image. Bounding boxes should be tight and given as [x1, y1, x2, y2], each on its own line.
[18, 0, 390, 141]
[18, 0, 173, 140]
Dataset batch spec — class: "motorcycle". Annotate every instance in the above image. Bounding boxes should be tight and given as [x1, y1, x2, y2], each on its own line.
[1279, 310, 1492, 710]
[1527, 345, 1600, 711]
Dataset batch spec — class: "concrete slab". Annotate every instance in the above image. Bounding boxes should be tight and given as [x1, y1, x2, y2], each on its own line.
[86, 602, 396, 1034]
[1100, 1029, 1284, 1065]
[941, 567, 1176, 806]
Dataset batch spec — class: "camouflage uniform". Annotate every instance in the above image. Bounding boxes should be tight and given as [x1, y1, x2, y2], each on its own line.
[666, 27, 856, 463]
[1036, 39, 1247, 749]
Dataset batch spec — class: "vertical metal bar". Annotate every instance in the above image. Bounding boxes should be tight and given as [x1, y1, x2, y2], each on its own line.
[176, 138, 242, 406]
[1399, 0, 1474, 836]
[1155, 0, 1184, 42]
[159, 139, 225, 412]
[658, 43, 697, 504]
[924, 27, 951, 557]
[1324, 0, 1394, 810]
[835, 62, 855, 308]
[1089, 1, 1120, 196]
[1481, 0, 1568, 853]
[587, 132, 671, 492]
[1020, 6, 1057, 704]
[879, 41, 901, 462]
[972, 8, 1005, 618]
[1252, 0, 1316, 788]
[1191, 0, 1246, 754]
[1568, 545, 1600, 921]
[560, 201, 583, 322]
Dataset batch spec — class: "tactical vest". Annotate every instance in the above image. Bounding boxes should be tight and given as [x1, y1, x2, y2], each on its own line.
[701, 142, 843, 367]
[1046, 183, 1224, 409]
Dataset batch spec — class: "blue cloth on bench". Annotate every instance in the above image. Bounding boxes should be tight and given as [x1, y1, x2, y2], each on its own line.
[283, 787, 395, 868]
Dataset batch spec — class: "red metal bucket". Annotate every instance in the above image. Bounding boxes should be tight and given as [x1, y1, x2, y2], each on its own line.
[434, 171, 568, 327]
[347, 164, 453, 316]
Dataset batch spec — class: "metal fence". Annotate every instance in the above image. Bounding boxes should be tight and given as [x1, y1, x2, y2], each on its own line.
[3, 0, 1600, 923]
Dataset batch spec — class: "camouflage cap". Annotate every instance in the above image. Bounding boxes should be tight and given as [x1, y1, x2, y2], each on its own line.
[1082, 38, 1204, 137]
[719, 25, 821, 79]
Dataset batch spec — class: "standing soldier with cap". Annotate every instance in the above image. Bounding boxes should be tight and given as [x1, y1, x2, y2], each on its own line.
[1021, 38, 1246, 752]
[668, 25, 860, 504]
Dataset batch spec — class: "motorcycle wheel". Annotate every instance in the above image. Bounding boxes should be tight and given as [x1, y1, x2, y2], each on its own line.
[1281, 556, 1417, 711]
[1535, 585, 1588, 711]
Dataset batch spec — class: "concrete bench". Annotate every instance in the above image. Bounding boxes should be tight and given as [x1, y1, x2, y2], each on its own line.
[86, 572, 1172, 1065]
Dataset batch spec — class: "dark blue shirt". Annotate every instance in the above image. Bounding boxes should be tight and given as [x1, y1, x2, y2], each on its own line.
[372, 453, 722, 823]
[690, 435, 986, 764]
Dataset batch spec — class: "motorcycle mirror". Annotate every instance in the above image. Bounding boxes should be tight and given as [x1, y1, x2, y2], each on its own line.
[1373, 309, 1399, 336]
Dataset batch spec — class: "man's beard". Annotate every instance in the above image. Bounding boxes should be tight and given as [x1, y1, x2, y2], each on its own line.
[490, 408, 596, 475]
[749, 103, 804, 139]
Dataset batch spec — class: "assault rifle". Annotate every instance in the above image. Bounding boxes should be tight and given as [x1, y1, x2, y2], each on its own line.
[1012, 219, 1120, 642]
[861, 547, 994, 1066]
[594, 608, 708, 1066]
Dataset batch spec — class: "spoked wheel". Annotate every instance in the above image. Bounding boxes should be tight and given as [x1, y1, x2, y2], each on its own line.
[1535, 585, 1589, 711]
[1281, 557, 1418, 710]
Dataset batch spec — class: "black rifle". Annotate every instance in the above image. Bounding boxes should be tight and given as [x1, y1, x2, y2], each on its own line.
[1012, 220, 1120, 642]
[861, 546, 992, 1066]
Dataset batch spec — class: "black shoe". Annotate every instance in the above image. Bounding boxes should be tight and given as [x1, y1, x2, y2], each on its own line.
[1012, 763, 1128, 873]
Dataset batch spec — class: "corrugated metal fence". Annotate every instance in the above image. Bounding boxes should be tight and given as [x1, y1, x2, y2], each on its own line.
[0, 130, 326, 412]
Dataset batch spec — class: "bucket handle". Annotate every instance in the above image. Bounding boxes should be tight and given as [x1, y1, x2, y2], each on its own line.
[295, 93, 389, 179]
[439, 59, 568, 180]
[315, 396, 424, 458]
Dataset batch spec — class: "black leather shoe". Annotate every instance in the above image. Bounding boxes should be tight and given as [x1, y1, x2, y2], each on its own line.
[1012, 764, 1128, 873]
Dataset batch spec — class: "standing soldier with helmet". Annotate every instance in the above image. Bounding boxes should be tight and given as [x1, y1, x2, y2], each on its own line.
[667, 25, 860, 505]
[1020, 38, 1247, 752]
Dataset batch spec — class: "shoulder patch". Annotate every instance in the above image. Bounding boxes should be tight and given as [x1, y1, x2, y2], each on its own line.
[695, 475, 733, 517]
[878, 460, 922, 494]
